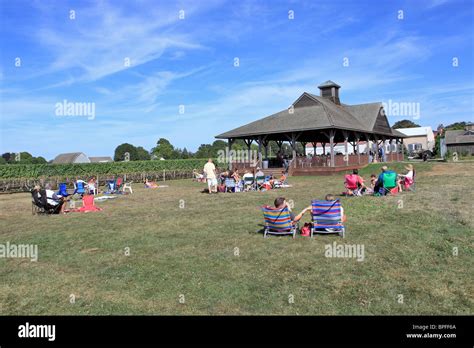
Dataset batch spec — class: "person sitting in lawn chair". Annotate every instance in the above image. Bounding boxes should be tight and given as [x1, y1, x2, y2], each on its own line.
[373, 166, 398, 195]
[192, 169, 205, 183]
[261, 197, 311, 238]
[242, 170, 254, 191]
[87, 177, 97, 195]
[398, 164, 415, 192]
[273, 171, 289, 188]
[32, 185, 66, 214]
[344, 169, 366, 196]
[70, 191, 103, 213]
[311, 194, 346, 238]
[45, 183, 68, 214]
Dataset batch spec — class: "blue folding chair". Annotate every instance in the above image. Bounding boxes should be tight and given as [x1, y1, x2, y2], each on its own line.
[105, 179, 116, 194]
[57, 182, 69, 197]
[224, 178, 236, 192]
[73, 181, 86, 195]
[311, 200, 345, 238]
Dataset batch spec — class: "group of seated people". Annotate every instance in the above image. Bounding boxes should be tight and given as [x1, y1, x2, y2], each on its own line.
[262, 194, 346, 237]
[32, 182, 102, 214]
[215, 168, 289, 193]
[343, 164, 415, 196]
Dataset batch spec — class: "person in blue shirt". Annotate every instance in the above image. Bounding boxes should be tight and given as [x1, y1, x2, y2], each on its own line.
[374, 166, 395, 194]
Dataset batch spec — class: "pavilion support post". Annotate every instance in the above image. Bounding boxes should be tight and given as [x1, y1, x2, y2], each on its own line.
[342, 131, 349, 166]
[389, 139, 394, 161]
[243, 138, 253, 151]
[381, 137, 387, 162]
[257, 136, 263, 168]
[322, 142, 326, 155]
[355, 133, 361, 165]
[285, 132, 301, 169]
[373, 135, 379, 163]
[329, 129, 335, 167]
[396, 139, 401, 161]
[300, 142, 307, 156]
[291, 136, 297, 169]
[363, 133, 371, 163]
[262, 140, 269, 161]
[401, 139, 404, 161]
[276, 140, 283, 152]
[312, 142, 317, 156]
[228, 138, 234, 170]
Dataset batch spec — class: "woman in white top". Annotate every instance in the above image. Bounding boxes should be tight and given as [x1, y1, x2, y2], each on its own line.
[398, 164, 414, 191]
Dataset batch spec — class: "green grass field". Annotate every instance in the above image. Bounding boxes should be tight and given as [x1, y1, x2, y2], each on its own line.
[0, 162, 472, 315]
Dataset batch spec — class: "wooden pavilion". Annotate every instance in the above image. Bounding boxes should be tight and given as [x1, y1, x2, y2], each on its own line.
[215, 81, 406, 175]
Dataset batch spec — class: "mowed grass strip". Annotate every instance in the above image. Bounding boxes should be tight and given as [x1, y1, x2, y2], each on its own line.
[0, 162, 472, 315]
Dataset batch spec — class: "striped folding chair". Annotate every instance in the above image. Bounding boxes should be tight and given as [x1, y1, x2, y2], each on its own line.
[261, 205, 297, 238]
[311, 200, 345, 238]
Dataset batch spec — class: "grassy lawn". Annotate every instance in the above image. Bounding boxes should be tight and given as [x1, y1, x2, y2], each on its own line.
[0, 162, 473, 315]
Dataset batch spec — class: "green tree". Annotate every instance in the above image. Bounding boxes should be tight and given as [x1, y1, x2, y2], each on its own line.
[114, 143, 138, 161]
[18, 151, 34, 163]
[181, 148, 191, 159]
[151, 138, 175, 159]
[135, 146, 151, 160]
[195, 144, 213, 158]
[33, 156, 47, 164]
[445, 122, 468, 130]
[392, 119, 421, 129]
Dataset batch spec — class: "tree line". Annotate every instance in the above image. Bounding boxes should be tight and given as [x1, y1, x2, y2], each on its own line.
[113, 138, 301, 161]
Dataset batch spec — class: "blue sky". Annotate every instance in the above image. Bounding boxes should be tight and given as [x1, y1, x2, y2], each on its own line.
[1, 0, 473, 160]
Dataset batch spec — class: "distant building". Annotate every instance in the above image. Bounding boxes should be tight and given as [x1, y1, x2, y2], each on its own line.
[89, 156, 113, 163]
[52, 152, 90, 164]
[444, 123, 474, 155]
[395, 126, 435, 152]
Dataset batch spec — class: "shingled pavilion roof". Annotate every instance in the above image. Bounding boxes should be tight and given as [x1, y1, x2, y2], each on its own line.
[216, 90, 404, 143]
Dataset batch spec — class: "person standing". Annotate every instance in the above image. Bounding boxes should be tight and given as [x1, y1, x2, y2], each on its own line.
[203, 158, 217, 194]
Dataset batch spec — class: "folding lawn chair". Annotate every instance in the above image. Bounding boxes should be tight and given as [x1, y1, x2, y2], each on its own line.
[105, 179, 116, 194]
[404, 169, 416, 192]
[261, 205, 297, 238]
[311, 200, 345, 238]
[70, 194, 103, 212]
[224, 178, 236, 193]
[382, 172, 398, 195]
[255, 176, 266, 190]
[122, 181, 133, 194]
[244, 176, 255, 191]
[31, 189, 62, 215]
[116, 177, 123, 191]
[73, 181, 86, 196]
[57, 182, 69, 197]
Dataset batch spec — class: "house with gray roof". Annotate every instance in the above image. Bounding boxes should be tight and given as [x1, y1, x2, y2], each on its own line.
[89, 156, 113, 163]
[444, 123, 474, 155]
[52, 152, 90, 164]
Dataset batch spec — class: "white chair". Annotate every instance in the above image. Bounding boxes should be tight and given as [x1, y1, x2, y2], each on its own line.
[122, 181, 133, 194]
